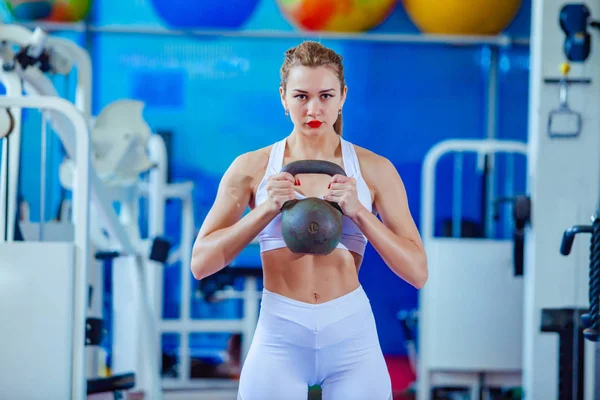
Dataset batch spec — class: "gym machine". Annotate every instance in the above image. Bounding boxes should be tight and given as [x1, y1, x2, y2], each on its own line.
[0, 92, 93, 400]
[522, 0, 600, 399]
[0, 24, 187, 399]
[417, 139, 528, 399]
[555, 213, 600, 400]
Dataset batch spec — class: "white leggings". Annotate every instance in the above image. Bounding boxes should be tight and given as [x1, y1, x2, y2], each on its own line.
[237, 285, 392, 400]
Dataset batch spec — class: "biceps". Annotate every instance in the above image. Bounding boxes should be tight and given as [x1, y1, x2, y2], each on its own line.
[197, 180, 251, 239]
[376, 181, 422, 243]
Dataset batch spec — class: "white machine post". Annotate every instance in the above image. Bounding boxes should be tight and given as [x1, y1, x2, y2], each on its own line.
[524, 1, 600, 399]
[0, 68, 22, 242]
[145, 133, 198, 387]
[418, 139, 528, 399]
[146, 134, 169, 379]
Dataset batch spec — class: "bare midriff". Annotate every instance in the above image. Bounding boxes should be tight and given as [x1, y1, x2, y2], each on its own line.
[260, 247, 362, 304]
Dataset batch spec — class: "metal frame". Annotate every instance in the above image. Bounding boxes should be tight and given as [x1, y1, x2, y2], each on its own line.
[17, 21, 530, 47]
[418, 139, 529, 400]
[421, 139, 529, 241]
[0, 95, 91, 400]
[0, 66, 23, 242]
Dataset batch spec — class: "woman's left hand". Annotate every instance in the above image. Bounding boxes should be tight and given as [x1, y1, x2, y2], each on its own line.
[324, 175, 365, 220]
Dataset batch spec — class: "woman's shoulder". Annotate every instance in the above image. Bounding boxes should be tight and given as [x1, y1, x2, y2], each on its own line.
[350, 143, 399, 194]
[231, 144, 273, 177]
[351, 143, 392, 172]
[231, 144, 277, 206]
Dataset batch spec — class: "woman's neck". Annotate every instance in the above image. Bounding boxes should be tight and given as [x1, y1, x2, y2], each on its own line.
[286, 130, 340, 160]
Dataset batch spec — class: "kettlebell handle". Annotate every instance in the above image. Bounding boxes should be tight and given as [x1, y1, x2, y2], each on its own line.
[281, 160, 346, 177]
[280, 160, 345, 216]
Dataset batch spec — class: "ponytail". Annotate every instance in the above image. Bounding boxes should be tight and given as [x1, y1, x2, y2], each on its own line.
[333, 111, 343, 136]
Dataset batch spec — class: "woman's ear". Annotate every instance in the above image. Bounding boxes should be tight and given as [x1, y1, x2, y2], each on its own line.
[279, 86, 287, 112]
[340, 85, 348, 109]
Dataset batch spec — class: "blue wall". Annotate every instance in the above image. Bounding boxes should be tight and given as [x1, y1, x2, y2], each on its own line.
[8, 0, 532, 356]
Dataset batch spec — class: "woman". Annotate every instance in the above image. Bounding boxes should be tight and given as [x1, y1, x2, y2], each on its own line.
[191, 41, 427, 400]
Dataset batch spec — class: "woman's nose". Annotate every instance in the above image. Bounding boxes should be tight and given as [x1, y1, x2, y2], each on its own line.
[306, 99, 319, 116]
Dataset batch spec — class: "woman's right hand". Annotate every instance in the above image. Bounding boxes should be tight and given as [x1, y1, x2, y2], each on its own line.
[265, 172, 298, 213]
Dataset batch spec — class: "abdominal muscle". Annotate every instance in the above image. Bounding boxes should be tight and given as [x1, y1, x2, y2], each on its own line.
[260, 247, 363, 304]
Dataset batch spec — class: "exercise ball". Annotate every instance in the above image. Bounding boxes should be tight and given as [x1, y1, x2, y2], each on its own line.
[48, 0, 91, 22]
[3, 0, 90, 22]
[4, 0, 53, 20]
[402, 0, 522, 35]
[276, 0, 398, 32]
[150, 0, 260, 29]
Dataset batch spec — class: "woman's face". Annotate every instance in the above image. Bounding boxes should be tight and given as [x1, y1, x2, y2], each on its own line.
[281, 65, 347, 134]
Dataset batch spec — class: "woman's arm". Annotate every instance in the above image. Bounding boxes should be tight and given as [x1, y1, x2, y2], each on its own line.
[191, 151, 277, 280]
[353, 155, 428, 288]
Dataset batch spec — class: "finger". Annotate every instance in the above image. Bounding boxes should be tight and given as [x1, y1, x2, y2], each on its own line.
[324, 191, 342, 200]
[328, 182, 353, 190]
[270, 188, 296, 197]
[277, 193, 298, 207]
[285, 193, 299, 202]
[327, 189, 347, 196]
[272, 172, 295, 183]
[268, 179, 295, 189]
[327, 190, 350, 200]
[329, 174, 350, 184]
[324, 196, 340, 204]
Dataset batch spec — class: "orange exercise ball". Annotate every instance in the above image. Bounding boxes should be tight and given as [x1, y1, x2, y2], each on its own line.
[402, 0, 522, 35]
[276, 0, 398, 33]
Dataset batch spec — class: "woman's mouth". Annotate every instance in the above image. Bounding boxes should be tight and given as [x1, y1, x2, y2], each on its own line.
[307, 120, 322, 128]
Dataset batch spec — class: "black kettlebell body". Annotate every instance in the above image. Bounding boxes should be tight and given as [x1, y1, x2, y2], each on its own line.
[280, 160, 346, 255]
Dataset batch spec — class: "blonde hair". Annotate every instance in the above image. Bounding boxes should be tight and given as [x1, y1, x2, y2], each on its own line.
[280, 41, 345, 136]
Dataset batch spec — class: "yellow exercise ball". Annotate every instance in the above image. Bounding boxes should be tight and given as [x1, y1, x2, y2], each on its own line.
[402, 0, 522, 35]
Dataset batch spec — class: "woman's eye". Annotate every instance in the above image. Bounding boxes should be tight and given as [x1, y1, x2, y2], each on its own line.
[294, 94, 333, 100]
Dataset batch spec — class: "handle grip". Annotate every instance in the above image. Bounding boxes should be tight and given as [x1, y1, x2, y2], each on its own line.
[560, 225, 593, 255]
[281, 160, 346, 178]
[514, 229, 525, 276]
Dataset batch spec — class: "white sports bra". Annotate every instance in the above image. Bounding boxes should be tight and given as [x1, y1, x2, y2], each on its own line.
[254, 136, 375, 256]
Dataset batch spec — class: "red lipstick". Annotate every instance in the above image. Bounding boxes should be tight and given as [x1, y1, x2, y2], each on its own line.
[307, 120, 322, 128]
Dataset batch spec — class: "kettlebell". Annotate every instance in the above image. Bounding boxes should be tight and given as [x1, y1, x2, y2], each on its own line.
[280, 160, 346, 255]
